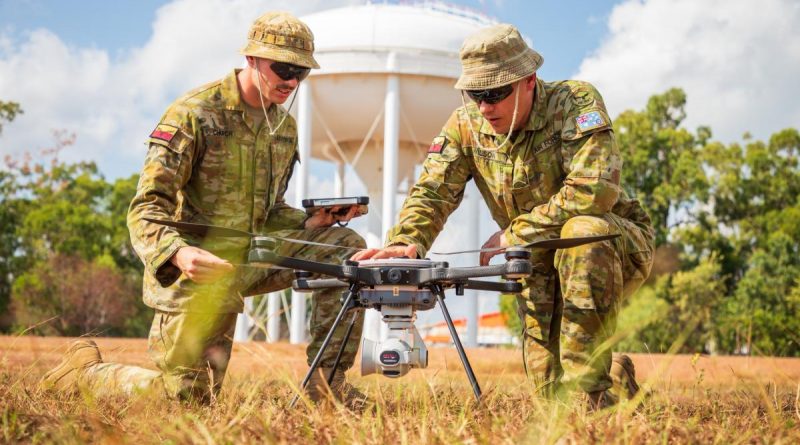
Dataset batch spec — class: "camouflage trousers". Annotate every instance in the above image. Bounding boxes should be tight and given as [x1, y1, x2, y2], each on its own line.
[516, 215, 653, 395]
[83, 226, 365, 400]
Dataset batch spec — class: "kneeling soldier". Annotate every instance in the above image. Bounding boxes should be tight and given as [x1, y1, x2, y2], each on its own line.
[42, 11, 365, 405]
[352, 24, 654, 409]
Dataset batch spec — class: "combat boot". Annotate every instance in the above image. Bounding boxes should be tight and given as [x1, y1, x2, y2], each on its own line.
[305, 367, 336, 403]
[305, 366, 367, 408]
[610, 354, 640, 400]
[585, 389, 618, 411]
[40, 339, 102, 392]
[328, 367, 368, 409]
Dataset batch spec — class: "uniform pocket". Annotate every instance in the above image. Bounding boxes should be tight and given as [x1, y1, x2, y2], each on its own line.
[512, 185, 538, 213]
[621, 230, 654, 296]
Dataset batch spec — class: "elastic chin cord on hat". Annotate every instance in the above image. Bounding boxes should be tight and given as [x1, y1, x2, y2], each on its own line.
[460, 79, 522, 152]
[253, 59, 298, 136]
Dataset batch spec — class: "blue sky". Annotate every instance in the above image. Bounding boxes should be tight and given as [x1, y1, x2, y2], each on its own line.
[0, 1, 167, 49]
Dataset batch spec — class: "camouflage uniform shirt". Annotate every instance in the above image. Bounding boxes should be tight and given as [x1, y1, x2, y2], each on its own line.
[128, 69, 306, 313]
[386, 78, 651, 260]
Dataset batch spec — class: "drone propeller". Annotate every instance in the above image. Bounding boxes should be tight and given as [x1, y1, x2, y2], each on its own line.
[144, 218, 253, 237]
[431, 233, 621, 255]
[143, 218, 365, 252]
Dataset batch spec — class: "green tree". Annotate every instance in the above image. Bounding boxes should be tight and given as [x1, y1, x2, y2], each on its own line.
[499, 293, 522, 341]
[716, 233, 800, 356]
[0, 100, 23, 135]
[680, 128, 800, 356]
[12, 253, 140, 336]
[0, 101, 23, 329]
[618, 255, 725, 354]
[108, 174, 143, 272]
[0, 170, 24, 329]
[4, 131, 149, 336]
[614, 88, 709, 246]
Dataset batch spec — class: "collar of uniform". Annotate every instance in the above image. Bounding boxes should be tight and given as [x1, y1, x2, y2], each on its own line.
[522, 77, 548, 133]
[477, 77, 547, 136]
[222, 69, 245, 111]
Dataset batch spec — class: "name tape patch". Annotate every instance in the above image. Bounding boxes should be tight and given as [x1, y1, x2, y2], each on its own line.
[150, 124, 179, 142]
[575, 111, 605, 132]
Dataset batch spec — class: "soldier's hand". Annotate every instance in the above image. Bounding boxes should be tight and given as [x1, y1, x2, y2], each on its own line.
[304, 205, 360, 229]
[170, 246, 235, 284]
[479, 230, 507, 266]
[350, 244, 417, 262]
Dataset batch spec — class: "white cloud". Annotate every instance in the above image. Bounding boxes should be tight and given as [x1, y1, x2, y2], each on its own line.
[575, 0, 800, 143]
[0, 0, 356, 178]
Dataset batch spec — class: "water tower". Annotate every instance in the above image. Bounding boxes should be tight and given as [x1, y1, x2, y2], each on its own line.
[235, 2, 495, 346]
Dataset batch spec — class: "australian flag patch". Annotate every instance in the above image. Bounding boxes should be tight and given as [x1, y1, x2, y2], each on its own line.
[575, 111, 605, 132]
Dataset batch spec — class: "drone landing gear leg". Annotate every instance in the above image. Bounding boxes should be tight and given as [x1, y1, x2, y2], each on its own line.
[290, 284, 359, 408]
[433, 286, 482, 402]
[326, 310, 360, 387]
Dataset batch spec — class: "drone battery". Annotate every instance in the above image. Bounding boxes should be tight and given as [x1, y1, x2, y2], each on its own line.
[358, 286, 436, 310]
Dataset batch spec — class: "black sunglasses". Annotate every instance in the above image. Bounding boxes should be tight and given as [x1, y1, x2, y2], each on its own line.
[466, 84, 514, 105]
[270, 61, 311, 81]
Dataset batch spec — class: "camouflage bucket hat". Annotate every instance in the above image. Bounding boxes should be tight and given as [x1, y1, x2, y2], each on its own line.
[455, 24, 543, 90]
[240, 12, 320, 69]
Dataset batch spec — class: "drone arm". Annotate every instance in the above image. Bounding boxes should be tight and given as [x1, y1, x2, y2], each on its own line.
[417, 260, 531, 284]
[427, 264, 508, 282]
[249, 249, 380, 284]
[249, 249, 345, 278]
[292, 278, 349, 292]
[462, 279, 523, 293]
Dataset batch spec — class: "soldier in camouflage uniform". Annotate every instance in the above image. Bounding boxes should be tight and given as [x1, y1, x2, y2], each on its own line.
[352, 24, 654, 409]
[42, 12, 365, 404]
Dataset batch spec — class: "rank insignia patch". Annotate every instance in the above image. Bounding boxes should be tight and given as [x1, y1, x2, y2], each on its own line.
[428, 136, 447, 154]
[575, 111, 605, 132]
[150, 124, 179, 142]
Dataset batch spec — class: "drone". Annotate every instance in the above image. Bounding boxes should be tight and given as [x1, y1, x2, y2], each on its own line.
[144, 217, 618, 403]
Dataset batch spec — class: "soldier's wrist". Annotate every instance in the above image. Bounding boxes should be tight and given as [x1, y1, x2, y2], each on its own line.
[301, 214, 313, 229]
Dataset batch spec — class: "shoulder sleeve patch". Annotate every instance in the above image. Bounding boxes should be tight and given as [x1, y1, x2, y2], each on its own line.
[575, 111, 606, 132]
[148, 122, 193, 154]
[561, 108, 612, 141]
[428, 136, 448, 154]
[150, 124, 179, 143]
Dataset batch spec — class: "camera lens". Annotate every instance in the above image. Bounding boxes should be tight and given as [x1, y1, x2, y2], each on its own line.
[387, 269, 403, 283]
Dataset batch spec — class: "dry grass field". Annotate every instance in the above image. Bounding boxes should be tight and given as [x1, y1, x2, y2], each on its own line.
[2, 335, 799, 444]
